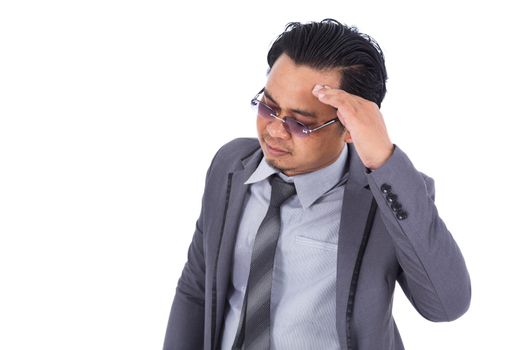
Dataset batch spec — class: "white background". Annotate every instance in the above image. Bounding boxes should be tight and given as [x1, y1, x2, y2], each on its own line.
[1, 0, 524, 349]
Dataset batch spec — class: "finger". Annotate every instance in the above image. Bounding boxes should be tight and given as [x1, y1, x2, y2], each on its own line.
[312, 84, 350, 109]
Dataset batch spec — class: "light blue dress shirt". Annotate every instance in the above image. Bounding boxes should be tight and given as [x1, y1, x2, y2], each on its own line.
[221, 145, 349, 350]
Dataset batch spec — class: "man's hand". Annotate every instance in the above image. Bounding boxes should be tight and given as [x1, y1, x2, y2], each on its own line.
[312, 84, 394, 171]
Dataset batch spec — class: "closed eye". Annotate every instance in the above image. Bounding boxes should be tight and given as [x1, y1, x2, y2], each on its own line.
[263, 98, 315, 128]
[267, 104, 312, 126]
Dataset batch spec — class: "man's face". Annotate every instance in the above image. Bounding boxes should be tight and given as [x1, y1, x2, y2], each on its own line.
[257, 53, 351, 176]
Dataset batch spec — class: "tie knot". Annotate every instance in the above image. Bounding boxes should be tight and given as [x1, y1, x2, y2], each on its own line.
[269, 175, 296, 208]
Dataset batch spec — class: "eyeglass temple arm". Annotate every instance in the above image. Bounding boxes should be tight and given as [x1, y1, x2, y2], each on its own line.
[253, 87, 265, 100]
[308, 118, 339, 132]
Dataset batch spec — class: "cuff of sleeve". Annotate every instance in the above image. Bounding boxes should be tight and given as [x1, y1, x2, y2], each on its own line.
[366, 144, 400, 175]
[366, 143, 418, 186]
[365, 144, 429, 222]
[365, 145, 397, 174]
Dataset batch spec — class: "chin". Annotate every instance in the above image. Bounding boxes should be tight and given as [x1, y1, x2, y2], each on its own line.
[267, 159, 302, 177]
[265, 158, 289, 172]
[265, 158, 283, 171]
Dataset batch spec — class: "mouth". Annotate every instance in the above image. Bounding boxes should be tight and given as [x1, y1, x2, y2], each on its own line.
[265, 141, 290, 156]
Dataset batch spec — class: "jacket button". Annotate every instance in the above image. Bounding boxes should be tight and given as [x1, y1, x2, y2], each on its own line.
[386, 193, 397, 204]
[380, 184, 392, 194]
[396, 210, 408, 220]
[390, 201, 402, 213]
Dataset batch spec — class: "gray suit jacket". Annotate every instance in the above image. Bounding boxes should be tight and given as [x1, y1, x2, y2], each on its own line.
[163, 138, 471, 350]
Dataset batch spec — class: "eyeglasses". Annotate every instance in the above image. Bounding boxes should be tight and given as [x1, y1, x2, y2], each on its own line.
[250, 88, 339, 137]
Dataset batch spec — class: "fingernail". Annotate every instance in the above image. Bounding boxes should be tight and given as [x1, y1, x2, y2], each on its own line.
[313, 84, 324, 94]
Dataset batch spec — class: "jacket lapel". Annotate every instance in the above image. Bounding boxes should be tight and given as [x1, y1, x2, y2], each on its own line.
[213, 148, 263, 348]
[335, 143, 374, 348]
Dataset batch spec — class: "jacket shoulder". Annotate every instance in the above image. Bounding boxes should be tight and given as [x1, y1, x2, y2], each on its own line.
[212, 138, 260, 167]
[205, 138, 260, 177]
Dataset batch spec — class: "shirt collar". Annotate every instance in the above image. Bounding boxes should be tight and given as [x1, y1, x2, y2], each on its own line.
[245, 145, 348, 209]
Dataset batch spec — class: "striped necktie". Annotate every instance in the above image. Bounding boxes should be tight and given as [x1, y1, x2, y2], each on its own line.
[233, 175, 296, 350]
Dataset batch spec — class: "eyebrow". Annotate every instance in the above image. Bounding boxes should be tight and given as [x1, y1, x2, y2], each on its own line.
[263, 89, 317, 119]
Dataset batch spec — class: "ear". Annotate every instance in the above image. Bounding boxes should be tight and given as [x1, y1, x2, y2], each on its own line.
[343, 129, 353, 143]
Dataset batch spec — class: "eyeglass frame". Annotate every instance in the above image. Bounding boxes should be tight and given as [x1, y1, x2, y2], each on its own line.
[251, 87, 340, 136]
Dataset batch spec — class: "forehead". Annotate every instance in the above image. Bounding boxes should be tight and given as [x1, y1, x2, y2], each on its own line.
[265, 54, 341, 110]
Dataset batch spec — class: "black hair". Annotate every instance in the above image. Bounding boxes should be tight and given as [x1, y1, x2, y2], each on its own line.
[267, 19, 388, 107]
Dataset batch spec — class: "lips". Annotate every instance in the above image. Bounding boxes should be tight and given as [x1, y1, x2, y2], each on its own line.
[265, 141, 290, 156]
[267, 143, 288, 153]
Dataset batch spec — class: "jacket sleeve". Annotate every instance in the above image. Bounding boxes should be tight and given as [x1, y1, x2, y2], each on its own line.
[365, 144, 471, 322]
[163, 218, 206, 350]
[163, 151, 220, 350]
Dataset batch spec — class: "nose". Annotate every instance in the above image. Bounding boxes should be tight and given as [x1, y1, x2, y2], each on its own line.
[266, 117, 291, 139]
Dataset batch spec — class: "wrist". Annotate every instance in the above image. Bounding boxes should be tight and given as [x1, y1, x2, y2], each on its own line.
[367, 144, 394, 171]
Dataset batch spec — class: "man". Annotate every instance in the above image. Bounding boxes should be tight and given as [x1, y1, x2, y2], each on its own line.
[163, 19, 471, 350]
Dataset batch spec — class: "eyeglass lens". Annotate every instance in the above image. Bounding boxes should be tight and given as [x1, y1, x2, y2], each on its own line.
[256, 102, 309, 137]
